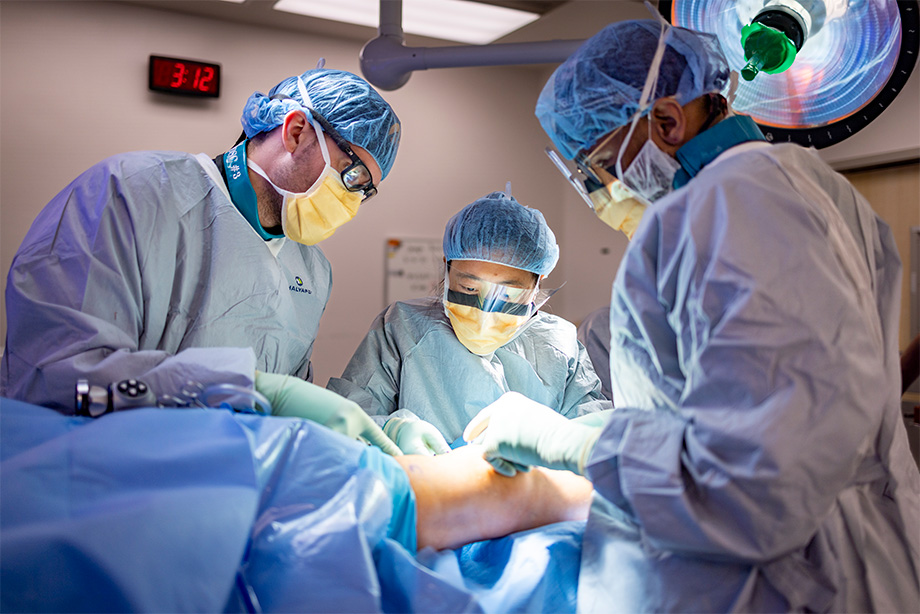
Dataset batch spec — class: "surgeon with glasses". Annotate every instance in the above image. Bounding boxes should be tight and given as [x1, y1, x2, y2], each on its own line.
[470, 14, 920, 613]
[2, 65, 405, 454]
[327, 191, 610, 456]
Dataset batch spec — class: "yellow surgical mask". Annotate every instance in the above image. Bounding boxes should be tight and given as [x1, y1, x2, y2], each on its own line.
[444, 302, 531, 356]
[442, 266, 541, 356]
[585, 173, 648, 240]
[248, 145, 361, 247]
[247, 75, 368, 246]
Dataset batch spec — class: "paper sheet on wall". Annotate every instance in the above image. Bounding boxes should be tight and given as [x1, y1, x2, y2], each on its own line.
[385, 238, 443, 306]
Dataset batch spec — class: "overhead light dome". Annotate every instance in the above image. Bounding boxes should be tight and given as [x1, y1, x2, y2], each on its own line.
[662, 0, 919, 147]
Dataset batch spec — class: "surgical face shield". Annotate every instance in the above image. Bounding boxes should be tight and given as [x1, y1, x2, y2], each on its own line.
[442, 262, 545, 356]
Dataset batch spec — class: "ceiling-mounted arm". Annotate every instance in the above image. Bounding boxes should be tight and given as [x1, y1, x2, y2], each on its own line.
[359, 0, 585, 91]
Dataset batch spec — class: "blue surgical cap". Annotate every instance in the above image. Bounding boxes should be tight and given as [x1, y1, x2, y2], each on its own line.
[443, 192, 560, 276]
[536, 20, 730, 160]
[241, 68, 401, 180]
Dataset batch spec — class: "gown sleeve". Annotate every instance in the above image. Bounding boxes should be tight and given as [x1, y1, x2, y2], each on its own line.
[1, 155, 256, 412]
[559, 325, 613, 418]
[587, 152, 892, 563]
[577, 307, 613, 401]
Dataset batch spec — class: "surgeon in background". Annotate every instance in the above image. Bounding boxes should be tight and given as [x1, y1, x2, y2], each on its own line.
[328, 191, 609, 454]
[472, 16, 920, 613]
[2, 66, 401, 453]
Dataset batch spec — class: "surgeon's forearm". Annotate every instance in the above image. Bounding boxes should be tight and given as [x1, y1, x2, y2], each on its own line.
[396, 444, 593, 551]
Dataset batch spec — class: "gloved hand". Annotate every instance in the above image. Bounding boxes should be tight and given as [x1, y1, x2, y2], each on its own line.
[383, 410, 451, 456]
[464, 391, 603, 477]
[255, 371, 402, 456]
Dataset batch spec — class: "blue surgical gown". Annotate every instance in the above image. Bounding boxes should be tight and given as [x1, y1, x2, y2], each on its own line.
[1, 151, 332, 411]
[0, 397, 585, 613]
[576, 306, 612, 401]
[578, 142, 920, 612]
[328, 297, 610, 442]
[0, 398, 422, 613]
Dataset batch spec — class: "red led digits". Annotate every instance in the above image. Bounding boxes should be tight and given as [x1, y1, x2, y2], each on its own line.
[169, 62, 186, 88]
[149, 56, 220, 98]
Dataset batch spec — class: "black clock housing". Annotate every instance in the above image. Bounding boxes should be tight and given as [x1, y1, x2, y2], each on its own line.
[149, 55, 221, 98]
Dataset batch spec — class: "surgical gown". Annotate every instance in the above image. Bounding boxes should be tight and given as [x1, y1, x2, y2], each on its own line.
[328, 297, 609, 443]
[576, 306, 612, 401]
[1, 151, 332, 411]
[579, 142, 920, 612]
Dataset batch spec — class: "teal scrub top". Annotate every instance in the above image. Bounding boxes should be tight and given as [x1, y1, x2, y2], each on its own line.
[328, 297, 610, 442]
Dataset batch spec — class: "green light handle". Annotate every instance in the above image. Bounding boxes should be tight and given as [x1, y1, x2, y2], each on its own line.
[740, 22, 798, 81]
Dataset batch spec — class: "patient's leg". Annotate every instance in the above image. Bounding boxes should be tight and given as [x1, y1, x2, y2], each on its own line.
[395, 444, 593, 551]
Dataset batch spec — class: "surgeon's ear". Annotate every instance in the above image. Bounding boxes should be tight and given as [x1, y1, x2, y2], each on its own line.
[281, 109, 311, 154]
[649, 98, 687, 152]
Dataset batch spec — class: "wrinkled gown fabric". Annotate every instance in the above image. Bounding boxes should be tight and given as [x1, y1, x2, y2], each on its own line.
[579, 142, 920, 613]
[328, 297, 610, 442]
[2, 152, 332, 411]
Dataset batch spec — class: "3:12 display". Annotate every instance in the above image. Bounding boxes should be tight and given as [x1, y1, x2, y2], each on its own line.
[149, 55, 221, 98]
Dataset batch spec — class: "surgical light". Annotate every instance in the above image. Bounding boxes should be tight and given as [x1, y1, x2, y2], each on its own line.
[661, 0, 919, 147]
[273, 0, 539, 45]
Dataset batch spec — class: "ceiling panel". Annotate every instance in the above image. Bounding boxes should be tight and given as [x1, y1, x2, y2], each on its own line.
[117, 0, 649, 45]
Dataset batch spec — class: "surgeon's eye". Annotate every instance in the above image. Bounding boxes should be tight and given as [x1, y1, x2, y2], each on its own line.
[461, 285, 478, 294]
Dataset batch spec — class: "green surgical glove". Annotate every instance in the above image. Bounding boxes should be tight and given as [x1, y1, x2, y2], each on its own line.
[383, 410, 451, 456]
[465, 392, 603, 477]
[255, 371, 402, 456]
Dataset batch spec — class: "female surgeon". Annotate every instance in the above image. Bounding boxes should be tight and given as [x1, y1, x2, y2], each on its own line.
[327, 191, 610, 455]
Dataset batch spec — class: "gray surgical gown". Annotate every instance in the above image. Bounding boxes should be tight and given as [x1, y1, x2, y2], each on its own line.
[577, 306, 612, 401]
[1, 151, 332, 411]
[578, 142, 920, 612]
[327, 297, 609, 443]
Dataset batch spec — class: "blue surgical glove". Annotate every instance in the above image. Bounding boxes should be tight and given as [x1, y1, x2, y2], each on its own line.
[255, 371, 402, 456]
[465, 392, 603, 477]
[383, 410, 451, 456]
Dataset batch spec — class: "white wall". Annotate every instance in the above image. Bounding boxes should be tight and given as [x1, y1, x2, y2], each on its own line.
[2, 1, 918, 390]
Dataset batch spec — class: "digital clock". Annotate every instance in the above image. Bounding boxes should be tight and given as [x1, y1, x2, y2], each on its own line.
[149, 55, 221, 98]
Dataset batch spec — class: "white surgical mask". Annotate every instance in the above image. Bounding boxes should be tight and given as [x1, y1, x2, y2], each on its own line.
[620, 136, 681, 203]
[613, 14, 679, 205]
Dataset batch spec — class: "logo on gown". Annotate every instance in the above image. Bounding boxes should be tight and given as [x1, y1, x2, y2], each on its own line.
[289, 276, 312, 294]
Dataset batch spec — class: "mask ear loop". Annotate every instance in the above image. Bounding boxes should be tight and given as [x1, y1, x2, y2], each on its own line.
[296, 76, 332, 167]
[725, 70, 740, 114]
[615, 20, 672, 184]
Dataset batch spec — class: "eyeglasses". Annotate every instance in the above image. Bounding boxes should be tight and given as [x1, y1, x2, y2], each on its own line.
[546, 147, 612, 212]
[574, 123, 629, 189]
[546, 121, 632, 214]
[308, 110, 378, 202]
[546, 145, 647, 219]
[269, 93, 377, 201]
